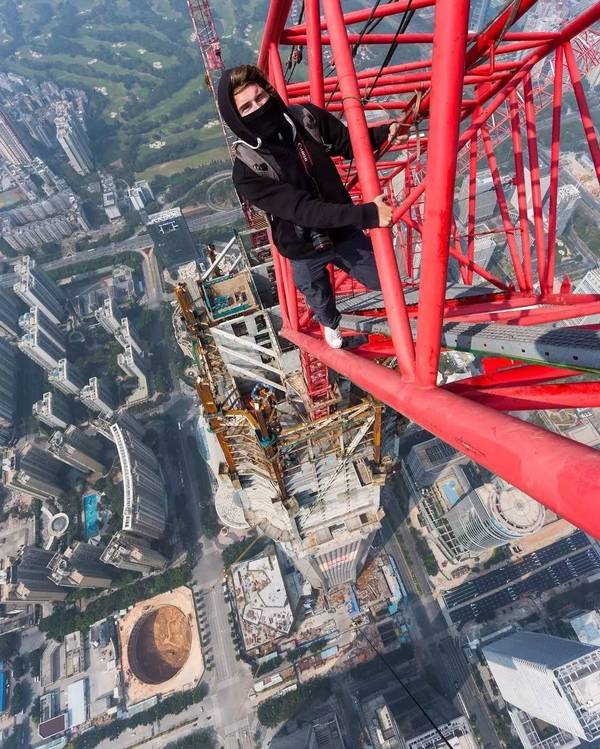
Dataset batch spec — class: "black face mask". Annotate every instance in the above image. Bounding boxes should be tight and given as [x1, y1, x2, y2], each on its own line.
[242, 96, 286, 142]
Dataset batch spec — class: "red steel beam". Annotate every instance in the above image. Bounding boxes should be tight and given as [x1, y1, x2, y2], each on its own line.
[322, 0, 416, 380]
[544, 45, 564, 294]
[444, 363, 582, 389]
[564, 40, 600, 182]
[509, 90, 534, 292]
[414, 0, 469, 384]
[282, 327, 600, 538]
[444, 383, 600, 411]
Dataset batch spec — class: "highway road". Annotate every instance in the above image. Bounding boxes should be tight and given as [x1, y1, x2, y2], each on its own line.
[179, 415, 257, 749]
[0, 206, 244, 289]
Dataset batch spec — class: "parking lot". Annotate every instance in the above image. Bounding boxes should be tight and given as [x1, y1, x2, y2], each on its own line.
[442, 532, 600, 627]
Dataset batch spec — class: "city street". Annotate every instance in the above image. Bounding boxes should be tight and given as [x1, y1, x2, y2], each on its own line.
[378, 472, 501, 748]
[0, 206, 244, 289]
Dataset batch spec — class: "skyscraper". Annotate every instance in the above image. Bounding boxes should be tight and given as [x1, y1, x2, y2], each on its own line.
[2, 442, 65, 500]
[0, 288, 22, 341]
[79, 377, 117, 417]
[18, 319, 66, 372]
[32, 391, 73, 430]
[483, 632, 600, 741]
[117, 345, 146, 381]
[115, 316, 142, 355]
[54, 102, 93, 176]
[0, 110, 33, 165]
[18, 306, 66, 350]
[100, 531, 167, 573]
[13, 256, 67, 325]
[48, 358, 85, 396]
[94, 298, 121, 335]
[110, 422, 167, 539]
[146, 207, 197, 268]
[47, 426, 106, 474]
[403, 437, 544, 561]
[0, 339, 18, 432]
[11, 547, 67, 602]
[444, 480, 545, 554]
[175, 227, 383, 590]
[47, 542, 112, 588]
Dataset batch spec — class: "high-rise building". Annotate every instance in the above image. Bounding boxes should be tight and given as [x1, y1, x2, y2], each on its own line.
[405, 437, 464, 487]
[54, 102, 93, 176]
[117, 345, 145, 381]
[555, 184, 580, 236]
[18, 306, 66, 350]
[99, 531, 167, 573]
[128, 186, 146, 212]
[47, 542, 112, 588]
[115, 317, 142, 355]
[0, 339, 18, 432]
[508, 708, 580, 749]
[110, 422, 167, 539]
[0, 288, 22, 341]
[146, 207, 197, 268]
[18, 320, 66, 372]
[48, 358, 85, 396]
[2, 441, 65, 499]
[468, 0, 491, 32]
[94, 298, 121, 335]
[175, 227, 383, 590]
[11, 547, 67, 602]
[403, 437, 544, 561]
[47, 426, 106, 474]
[13, 256, 67, 325]
[444, 479, 545, 554]
[402, 716, 477, 749]
[79, 376, 117, 417]
[32, 391, 72, 430]
[483, 632, 600, 741]
[0, 110, 33, 165]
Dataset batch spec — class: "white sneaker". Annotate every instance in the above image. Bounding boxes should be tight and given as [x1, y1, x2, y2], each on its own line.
[323, 325, 343, 349]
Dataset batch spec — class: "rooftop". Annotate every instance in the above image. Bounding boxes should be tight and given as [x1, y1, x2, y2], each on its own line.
[66, 678, 87, 728]
[230, 548, 294, 652]
[566, 610, 600, 647]
[484, 631, 599, 670]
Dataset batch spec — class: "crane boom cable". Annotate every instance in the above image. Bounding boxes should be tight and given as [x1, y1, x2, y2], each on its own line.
[359, 628, 455, 749]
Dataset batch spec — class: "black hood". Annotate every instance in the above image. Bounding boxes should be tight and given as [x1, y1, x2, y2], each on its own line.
[217, 68, 289, 147]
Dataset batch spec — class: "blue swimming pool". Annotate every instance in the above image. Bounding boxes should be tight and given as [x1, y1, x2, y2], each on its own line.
[83, 492, 99, 538]
[440, 478, 461, 506]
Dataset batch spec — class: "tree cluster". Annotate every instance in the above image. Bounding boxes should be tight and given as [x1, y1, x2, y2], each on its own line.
[410, 527, 439, 576]
[40, 564, 192, 639]
[165, 730, 214, 749]
[257, 678, 332, 728]
[71, 683, 209, 749]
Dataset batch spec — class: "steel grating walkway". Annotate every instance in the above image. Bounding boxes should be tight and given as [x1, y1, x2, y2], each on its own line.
[338, 291, 600, 371]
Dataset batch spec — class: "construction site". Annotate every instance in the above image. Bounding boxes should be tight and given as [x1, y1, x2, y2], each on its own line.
[173, 226, 386, 590]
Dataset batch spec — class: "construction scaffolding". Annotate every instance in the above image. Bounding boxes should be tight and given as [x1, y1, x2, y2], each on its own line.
[173, 228, 385, 590]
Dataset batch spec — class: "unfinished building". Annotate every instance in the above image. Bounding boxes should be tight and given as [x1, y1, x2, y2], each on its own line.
[173, 228, 386, 590]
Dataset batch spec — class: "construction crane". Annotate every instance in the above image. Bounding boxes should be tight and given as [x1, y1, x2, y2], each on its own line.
[187, 0, 600, 539]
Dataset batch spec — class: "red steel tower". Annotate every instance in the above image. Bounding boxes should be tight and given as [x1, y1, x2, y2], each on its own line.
[190, 0, 600, 538]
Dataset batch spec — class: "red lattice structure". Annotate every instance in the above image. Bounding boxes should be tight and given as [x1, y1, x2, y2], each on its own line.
[256, 0, 600, 537]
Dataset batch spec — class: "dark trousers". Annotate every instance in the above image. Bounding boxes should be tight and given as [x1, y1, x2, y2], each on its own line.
[290, 230, 381, 328]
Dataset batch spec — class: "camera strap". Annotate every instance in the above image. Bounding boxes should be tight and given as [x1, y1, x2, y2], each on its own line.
[294, 135, 323, 199]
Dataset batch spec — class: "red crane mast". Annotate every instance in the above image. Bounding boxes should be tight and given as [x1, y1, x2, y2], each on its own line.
[189, 0, 600, 538]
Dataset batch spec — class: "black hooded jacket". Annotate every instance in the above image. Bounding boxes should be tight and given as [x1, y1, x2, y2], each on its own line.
[217, 69, 389, 260]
